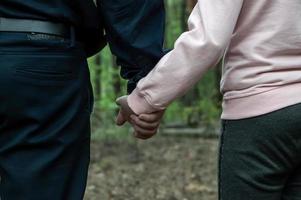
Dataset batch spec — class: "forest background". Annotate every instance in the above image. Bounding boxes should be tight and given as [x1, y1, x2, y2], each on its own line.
[85, 1, 220, 199]
[88, 0, 222, 139]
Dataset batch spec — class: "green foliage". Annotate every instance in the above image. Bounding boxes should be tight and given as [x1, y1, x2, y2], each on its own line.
[196, 69, 221, 125]
[164, 69, 221, 126]
[91, 124, 133, 142]
[88, 46, 127, 113]
[88, 0, 221, 133]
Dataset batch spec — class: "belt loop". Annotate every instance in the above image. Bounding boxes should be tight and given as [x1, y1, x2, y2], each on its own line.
[70, 26, 76, 48]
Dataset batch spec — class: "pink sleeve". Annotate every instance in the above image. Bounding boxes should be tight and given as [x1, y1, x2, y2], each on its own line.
[127, 0, 244, 114]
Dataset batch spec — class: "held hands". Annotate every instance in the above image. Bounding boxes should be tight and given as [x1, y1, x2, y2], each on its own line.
[116, 96, 165, 140]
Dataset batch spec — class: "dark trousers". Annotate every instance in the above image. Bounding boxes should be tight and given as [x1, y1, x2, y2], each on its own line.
[219, 103, 301, 200]
[0, 32, 93, 199]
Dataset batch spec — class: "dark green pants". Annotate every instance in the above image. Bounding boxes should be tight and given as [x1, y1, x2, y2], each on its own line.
[219, 103, 301, 200]
[0, 32, 93, 199]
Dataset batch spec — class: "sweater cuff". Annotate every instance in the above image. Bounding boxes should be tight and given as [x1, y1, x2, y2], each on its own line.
[127, 89, 158, 115]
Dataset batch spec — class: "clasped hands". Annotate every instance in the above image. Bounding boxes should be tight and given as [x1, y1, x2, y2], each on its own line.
[115, 96, 165, 140]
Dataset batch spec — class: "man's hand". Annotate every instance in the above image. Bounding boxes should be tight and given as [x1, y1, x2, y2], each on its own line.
[115, 96, 135, 126]
[116, 96, 165, 140]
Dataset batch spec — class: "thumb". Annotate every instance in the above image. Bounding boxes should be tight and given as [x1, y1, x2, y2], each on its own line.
[116, 110, 126, 126]
[116, 97, 122, 106]
[116, 96, 127, 106]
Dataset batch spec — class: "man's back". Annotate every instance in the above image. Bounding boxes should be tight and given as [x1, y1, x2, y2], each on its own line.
[0, 1, 166, 199]
[0, 0, 98, 27]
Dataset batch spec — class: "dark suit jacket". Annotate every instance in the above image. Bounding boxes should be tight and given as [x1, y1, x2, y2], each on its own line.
[98, 0, 166, 93]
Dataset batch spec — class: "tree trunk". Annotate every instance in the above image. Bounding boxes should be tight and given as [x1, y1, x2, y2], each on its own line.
[111, 55, 121, 96]
[179, 0, 199, 126]
[187, 0, 198, 11]
[181, 0, 187, 31]
[94, 54, 102, 101]
[215, 61, 223, 106]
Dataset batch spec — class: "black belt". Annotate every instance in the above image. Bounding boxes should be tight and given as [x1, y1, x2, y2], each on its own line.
[0, 17, 70, 37]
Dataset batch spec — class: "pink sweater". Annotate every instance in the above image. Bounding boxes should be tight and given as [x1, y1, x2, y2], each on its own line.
[127, 0, 301, 120]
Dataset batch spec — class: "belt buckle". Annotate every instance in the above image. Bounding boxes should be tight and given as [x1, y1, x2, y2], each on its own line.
[27, 32, 66, 42]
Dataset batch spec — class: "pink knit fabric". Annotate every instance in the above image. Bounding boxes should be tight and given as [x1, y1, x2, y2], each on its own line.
[127, 0, 301, 120]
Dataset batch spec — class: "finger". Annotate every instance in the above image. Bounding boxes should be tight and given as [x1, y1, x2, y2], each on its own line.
[115, 97, 122, 106]
[131, 115, 159, 130]
[133, 125, 158, 137]
[116, 96, 127, 106]
[116, 110, 126, 126]
[134, 131, 152, 140]
[139, 112, 164, 123]
[116, 96, 136, 120]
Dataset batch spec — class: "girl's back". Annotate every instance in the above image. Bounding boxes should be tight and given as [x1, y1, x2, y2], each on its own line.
[222, 0, 301, 119]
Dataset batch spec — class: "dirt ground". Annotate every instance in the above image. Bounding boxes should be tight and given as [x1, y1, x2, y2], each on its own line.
[84, 135, 219, 200]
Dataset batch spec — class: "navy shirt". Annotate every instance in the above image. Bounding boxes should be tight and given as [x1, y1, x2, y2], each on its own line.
[98, 0, 166, 93]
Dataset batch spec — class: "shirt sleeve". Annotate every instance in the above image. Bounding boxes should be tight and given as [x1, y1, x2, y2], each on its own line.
[97, 0, 166, 93]
[127, 0, 244, 114]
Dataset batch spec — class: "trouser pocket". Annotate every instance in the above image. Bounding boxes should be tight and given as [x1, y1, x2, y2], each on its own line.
[11, 54, 79, 85]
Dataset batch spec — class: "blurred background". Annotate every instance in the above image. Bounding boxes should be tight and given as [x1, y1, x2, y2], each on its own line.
[85, 0, 221, 199]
